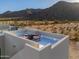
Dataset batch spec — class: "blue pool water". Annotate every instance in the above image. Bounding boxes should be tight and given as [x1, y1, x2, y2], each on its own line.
[16, 30, 58, 45]
[39, 36, 58, 45]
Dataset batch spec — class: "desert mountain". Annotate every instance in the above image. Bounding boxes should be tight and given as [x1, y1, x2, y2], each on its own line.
[0, 1, 79, 20]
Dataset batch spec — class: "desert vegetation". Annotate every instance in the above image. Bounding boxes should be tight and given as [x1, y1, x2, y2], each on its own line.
[21, 20, 79, 42]
[0, 20, 79, 59]
[0, 20, 79, 41]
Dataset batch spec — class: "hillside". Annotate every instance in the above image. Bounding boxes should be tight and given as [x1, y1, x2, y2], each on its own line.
[0, 1, 79, 20]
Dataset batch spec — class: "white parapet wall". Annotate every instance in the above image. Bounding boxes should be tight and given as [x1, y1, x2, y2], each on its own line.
[4, 31, 40, 59]
[39, 36, 69, 59]
[9, 27, 69, 59]
[10, 36, 69, 59]
[10, 43, 51, 59]
[0, 33, 5, 59]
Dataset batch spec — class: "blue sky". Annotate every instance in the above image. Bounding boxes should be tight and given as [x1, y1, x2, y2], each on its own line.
[0, 0, 60, 14]
[0, 0, 79, 14]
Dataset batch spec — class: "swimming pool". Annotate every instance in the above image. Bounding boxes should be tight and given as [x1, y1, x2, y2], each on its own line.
[15, 30, 59, 45]
[39, 35, 58, 45]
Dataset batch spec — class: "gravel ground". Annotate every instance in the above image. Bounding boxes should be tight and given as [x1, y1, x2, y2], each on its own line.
[69, 41, 79, 59]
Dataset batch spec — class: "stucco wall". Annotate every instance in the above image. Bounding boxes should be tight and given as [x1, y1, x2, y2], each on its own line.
[50, 37, 69, 59]
[4, 32, 39, 59]
[10, 36, 69, 59]
[4, 33, 26, 58]
[4, 29, 69, 59]
[0, 34, 5, 59]
[10, 44, 40, 59]
[39, 37, 69, 59]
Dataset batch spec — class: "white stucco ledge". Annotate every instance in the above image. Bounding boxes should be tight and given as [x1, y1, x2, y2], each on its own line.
[1, 27, 69, 59]
[51, 35, 69, 49]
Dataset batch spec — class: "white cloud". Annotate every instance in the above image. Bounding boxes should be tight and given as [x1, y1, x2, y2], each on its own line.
[62, 0, 79, 2]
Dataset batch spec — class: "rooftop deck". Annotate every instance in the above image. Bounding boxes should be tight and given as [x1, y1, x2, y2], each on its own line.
[3, 27, 68, 49]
